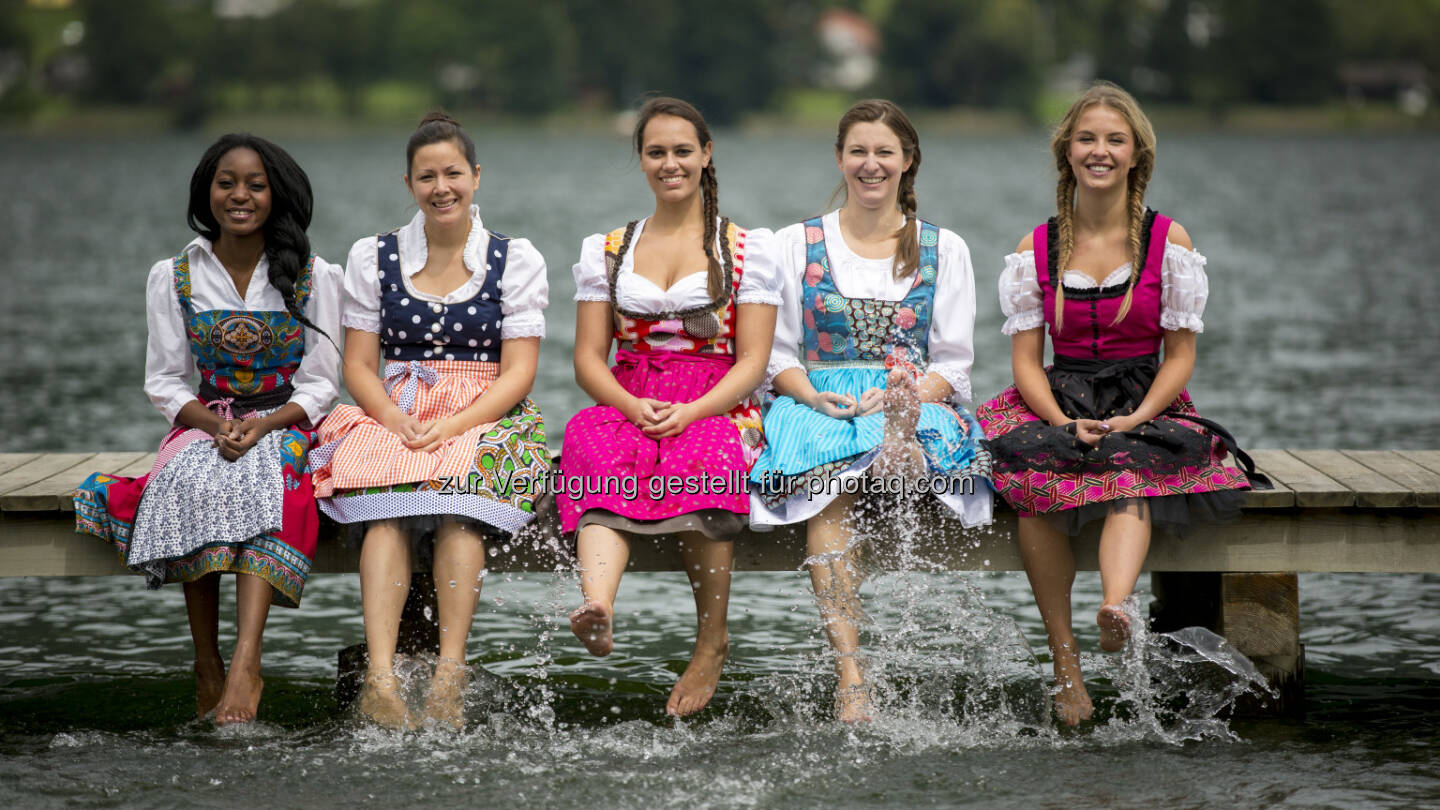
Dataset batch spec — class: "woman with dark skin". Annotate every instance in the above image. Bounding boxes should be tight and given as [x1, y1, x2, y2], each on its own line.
[76, 134, 342, 725]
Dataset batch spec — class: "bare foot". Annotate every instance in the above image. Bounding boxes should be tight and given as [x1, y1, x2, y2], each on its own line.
[1097, 604, 1132, 652]
[423, 657, 469, 731]
[358, 669, 409, 730]
[213, 663, 263, 726]
[1051, 648, 1093, 727]
[194, 656, 225, 719]
[570, 601, 614, 657]
[834, 663, 873, 724]
[872, 369, 924, 479]
[666, 638, 728, 718]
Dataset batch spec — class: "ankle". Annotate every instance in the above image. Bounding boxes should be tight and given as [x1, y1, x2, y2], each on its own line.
[694, 632, 729, 655]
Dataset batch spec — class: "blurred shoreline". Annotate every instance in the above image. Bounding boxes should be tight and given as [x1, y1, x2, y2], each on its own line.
[4, 101, 1436, 139]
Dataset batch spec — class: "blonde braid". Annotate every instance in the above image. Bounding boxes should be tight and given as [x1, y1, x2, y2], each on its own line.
[1113, 172, 1149, 325]
[1052, 171, 1076, 334]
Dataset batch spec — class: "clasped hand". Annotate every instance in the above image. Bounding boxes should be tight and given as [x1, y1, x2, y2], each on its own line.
[382, 411, 466, 453]
[809, 387, 884, 420]
[1069, 414, 1143, 447]
[213, 417, 268, 461]
[626, 397, 699, 439]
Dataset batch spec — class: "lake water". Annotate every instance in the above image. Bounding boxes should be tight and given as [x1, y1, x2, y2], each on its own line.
[1, 130, 1438, 808]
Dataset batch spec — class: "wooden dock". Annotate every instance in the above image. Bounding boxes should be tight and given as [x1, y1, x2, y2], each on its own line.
[3, 449, 1438, 575]
[2, 449, 1438, 713]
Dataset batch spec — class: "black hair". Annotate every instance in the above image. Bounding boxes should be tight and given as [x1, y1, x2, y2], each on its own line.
[186, 133, 331, 343]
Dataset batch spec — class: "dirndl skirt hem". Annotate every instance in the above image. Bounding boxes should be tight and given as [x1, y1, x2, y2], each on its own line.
[748, 446, 994, 530]
[749, 365, 994, 529]
[576, 508, 747, 541]
[976, 357, 1252, 528]
[72, 408, 320, 608]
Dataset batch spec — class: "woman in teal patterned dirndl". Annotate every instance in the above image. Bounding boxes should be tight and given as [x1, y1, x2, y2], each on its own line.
[750, 100, 993, 722]
[73, 135, 341, 725]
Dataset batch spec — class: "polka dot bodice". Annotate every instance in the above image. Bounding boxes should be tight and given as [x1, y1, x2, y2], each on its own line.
[376, 229, 509, 362]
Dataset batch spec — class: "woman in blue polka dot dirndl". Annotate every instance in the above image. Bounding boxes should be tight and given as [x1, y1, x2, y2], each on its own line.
[309, 112, 551, 730]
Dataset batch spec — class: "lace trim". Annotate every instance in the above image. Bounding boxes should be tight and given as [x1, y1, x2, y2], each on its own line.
[342, 312, 381, 333]
[1160, 311, 1204, 333]
[735, 290, 783, 306]
[928, 363, 973, 403]
[1000, 308, 1045, 336]
[500, 321, 546, 340]
[763, 358, 805, 393]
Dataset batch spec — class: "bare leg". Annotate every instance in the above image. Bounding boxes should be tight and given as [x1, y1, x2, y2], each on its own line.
[357, 520, 410, 728]
[806, 491, 871, 723]
[571, 523, 630, 656]
[214, 572, 272, 725]
[667, 532, 732, 717]
[182, 573, 225, 718]
[1018, 516, 1092, 726]
[871, 369, 925, 480]
[1096, 509, 1151, 652]
[425, 520, 485, 729]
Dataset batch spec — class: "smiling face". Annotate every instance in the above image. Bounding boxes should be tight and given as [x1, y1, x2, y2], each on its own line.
[836, 119, 912, 211]
[208, 147, 272, 241]
[639, 113, 711, 204]
[405, 139, 480, 227]
[1067, 104, 1135, 192]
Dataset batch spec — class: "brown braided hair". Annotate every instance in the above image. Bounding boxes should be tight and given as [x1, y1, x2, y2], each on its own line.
[1048, 80, 1156, 333]
[633, 97, 725, 300]
[833, 99, 922, 281]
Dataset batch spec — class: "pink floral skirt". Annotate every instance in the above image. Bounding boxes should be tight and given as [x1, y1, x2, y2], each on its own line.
[558, 349, 752, 534]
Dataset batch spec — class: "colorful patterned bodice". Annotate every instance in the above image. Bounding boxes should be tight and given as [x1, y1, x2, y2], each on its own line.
[604, 219, 747, 356]
[173, 252, 313, 398]
[376, 229, 509, 363]
[1035, 209, 1171, 359]
[800, 217, 939, 370]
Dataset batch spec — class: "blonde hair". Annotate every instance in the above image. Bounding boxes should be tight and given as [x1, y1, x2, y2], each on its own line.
[1048, 80, 1156, 333]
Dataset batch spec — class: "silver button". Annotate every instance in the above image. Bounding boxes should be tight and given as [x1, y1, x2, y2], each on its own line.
[431, 302, 443, 314]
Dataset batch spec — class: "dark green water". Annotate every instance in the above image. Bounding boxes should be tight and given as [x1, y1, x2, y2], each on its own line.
[2, 131, 1438, 808]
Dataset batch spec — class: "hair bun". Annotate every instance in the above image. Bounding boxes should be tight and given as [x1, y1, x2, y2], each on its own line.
[418, 109, 461, 128]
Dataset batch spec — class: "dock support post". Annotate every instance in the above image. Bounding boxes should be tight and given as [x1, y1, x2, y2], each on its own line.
[335, 573, 441, 710]
[1150, 571, 1304, 715]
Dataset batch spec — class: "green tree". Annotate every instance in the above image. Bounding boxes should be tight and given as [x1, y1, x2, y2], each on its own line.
[880, 0, 1042, 111]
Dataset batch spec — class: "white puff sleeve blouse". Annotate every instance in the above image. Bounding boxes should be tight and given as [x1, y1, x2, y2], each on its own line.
[766, 210, 978, 402]
[341, 205, 548, 341]
[143, 237, 343, 426]
[571, 218, 782, 313]
[998, 242, 1210, 335]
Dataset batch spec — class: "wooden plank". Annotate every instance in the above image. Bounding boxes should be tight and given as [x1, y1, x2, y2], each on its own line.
[2, 452, 150, 512]
[1291, 450, 1411, 508]
[0, 454, 42, 476]
[0, 454, 97, 507]
[1247, 449, 1353, 508]
[1344, 451, 1440, 508]
[9, 508, 1440, 576]
[113, 453, 159, 479]
[1398, 451, 1440, 478]
[1239, 456, 1295, 508]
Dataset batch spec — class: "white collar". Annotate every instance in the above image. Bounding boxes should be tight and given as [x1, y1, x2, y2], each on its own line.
[184, 236, 270, 275]
[395, 204, 489, 279]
